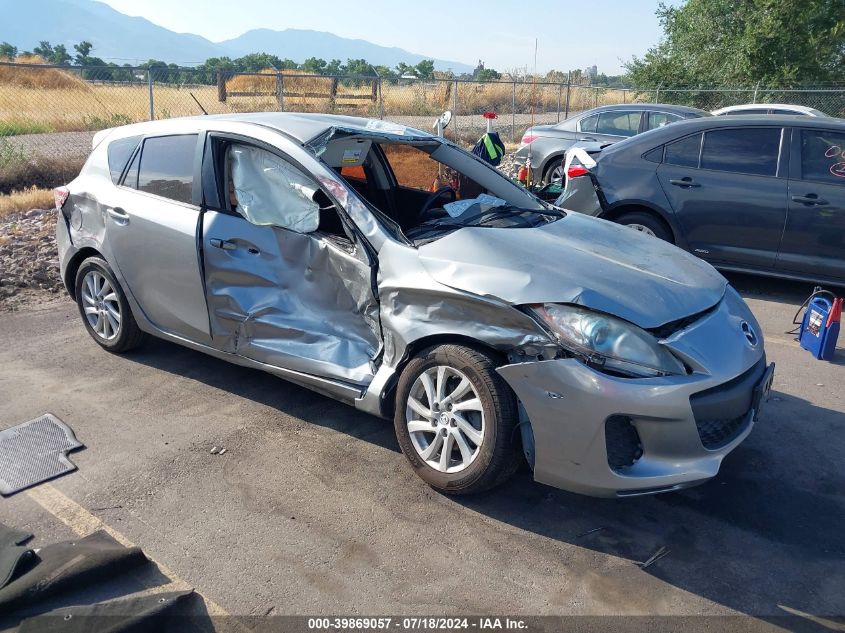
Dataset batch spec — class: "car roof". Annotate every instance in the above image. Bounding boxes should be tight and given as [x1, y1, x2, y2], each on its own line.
[713, 103, 820, 114]
[95, 112, 429, 147]
[578, 103, 709, 116]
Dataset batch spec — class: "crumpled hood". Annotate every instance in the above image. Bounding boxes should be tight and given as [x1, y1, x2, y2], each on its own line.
[417, 213, 727, 329]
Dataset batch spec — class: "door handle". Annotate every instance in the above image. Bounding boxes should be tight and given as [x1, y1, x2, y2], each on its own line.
[105, 207, 129, 222]
[669, 178, 701, 188]
[209, 238, 237, 251]
[582, 137, 597, 142]
[791, 194, 828, 206]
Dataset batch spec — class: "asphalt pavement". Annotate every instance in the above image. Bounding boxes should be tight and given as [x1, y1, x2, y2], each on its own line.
[0, 273, 843, 625]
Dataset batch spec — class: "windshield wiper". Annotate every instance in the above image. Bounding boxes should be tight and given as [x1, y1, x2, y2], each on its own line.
[409, 206, 548, 240]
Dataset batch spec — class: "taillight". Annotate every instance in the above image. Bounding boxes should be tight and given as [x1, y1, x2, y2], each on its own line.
[54, 186, 69, 210]
[567, 164, 590, 179]
[521, 134, 538, 145]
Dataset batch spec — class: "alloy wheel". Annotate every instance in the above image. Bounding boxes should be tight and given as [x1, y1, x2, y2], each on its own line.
[405, 366, 485, 473]
[81, 270, 121, 341]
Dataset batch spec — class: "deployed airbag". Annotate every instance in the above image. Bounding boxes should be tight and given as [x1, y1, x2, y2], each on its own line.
[229, 144, 320, 234]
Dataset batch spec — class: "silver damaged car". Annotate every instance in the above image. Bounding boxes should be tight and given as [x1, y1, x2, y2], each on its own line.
[56, 113, 774, 497]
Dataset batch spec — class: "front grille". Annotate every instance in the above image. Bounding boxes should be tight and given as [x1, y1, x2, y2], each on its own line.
[605, 416, 642, 472]
[694, 412, 750, 450]
[690, 357, 765, 450]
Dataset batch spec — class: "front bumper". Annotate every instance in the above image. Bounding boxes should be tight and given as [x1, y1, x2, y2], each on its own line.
[497, 288, 771, 497]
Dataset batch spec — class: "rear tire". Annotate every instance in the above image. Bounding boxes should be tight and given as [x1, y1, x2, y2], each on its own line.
[394, 344, 521, 495]
[543, 157, 565, 184]
[615, 211, 673, 243]
[75, 256, 146, 353]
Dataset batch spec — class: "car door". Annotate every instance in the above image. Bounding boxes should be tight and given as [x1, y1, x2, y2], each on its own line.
[656, 126, 788, 268]
[106, 133, 211, 344]
[199, 133, 381, 385]
[777, 126, 845, 281]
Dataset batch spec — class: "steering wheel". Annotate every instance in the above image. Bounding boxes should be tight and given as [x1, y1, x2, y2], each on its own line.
[416, 186, 457, 224]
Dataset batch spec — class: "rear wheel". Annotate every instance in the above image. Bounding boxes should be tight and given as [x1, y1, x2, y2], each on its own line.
[543, 158, 565, 184]
[75, 256, 146, 353]
[615, 211, 673, 243]
[394, 344, 521, 495]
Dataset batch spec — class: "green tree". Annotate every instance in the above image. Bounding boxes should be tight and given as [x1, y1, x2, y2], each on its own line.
[0, 42, 17, 59]
[73, 41, 93, 64]
[395, 62, 415, 77]
[343, 58, 376, 76]
[476, 67, 501, 82]
[626, 0, 845, 87]
[414, 59, 435, 79]
[302, 57, 327, 74]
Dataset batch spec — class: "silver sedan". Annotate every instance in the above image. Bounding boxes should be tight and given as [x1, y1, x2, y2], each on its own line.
[515, 103, 709, 183]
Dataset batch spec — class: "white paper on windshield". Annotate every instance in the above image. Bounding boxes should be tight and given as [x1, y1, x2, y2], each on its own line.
[443, 193, 507, 218]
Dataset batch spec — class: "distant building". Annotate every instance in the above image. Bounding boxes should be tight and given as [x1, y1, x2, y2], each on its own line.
[584, 65, 598, 81]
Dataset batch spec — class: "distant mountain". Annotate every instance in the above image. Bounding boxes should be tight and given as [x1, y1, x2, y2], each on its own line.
[219, 29, 473, 73]
[0, 0, 474, 73]
[0, 0, 221, 63]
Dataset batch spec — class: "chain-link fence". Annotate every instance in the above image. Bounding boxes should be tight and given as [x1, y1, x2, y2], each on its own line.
[3, 60, 845, 196]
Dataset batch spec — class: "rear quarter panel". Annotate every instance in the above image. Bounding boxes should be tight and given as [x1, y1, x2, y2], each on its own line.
[596, 151, 689, 248]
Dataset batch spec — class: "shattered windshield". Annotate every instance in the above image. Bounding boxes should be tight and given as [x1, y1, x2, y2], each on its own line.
[311, 128, 563, 245]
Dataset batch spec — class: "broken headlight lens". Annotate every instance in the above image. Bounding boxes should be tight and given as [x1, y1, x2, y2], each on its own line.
[530, 304, 686, 378]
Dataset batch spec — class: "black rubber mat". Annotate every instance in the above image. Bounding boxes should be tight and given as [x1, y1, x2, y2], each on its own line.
[0, 414, 83, 496]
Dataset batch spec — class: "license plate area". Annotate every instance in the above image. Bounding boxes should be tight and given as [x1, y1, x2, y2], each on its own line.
[751, 363, 775, 421]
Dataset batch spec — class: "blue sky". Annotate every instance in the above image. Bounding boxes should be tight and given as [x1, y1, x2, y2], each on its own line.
[97, 0, 678, 74]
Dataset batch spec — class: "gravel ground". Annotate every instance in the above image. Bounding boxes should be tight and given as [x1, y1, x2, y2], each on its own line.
[4, 131, 97, 161]
[0, 208, 63, 311]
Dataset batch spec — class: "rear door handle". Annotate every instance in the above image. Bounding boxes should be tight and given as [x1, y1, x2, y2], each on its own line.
[209, 238, 237, 251]
[669, 178, 701, 188]
[791, 195, 828, 206]
[105, 207, 129, 222]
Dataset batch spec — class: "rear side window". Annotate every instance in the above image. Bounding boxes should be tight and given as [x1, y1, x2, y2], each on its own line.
[579, 114, 598, 133]
[136, 135, 197, 204]
[700, 128, 780, 176]
[596, 111, 641, 137]
[800, 129, 845, 184]
[648, 112, 682, 130]
[664, 133, 702, 167]
[107, 135, 141, 184]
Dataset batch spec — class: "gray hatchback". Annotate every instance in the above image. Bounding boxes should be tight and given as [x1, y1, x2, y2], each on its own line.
[56, 113, 772, 498]
[514, 103, 710, 183]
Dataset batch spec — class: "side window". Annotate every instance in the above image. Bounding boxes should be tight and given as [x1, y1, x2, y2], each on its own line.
[137, 135, 197, 203]
[648, 112, 682, 130]
[380, 144, 440, 191]
[800, 129, 845, 185]
[107, 135, 142, 184]
[122, 147, 141, 189]
[596, 111, 642, 137]
[664, 133, 702, 168]
[228, 143, 320, 234]
[579, 114, 598, 134]
[700, 128, 781, 176]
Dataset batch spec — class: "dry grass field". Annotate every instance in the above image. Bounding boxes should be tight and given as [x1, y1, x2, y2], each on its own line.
[0, 187, 53, 217]
[0, 60, 638, 135]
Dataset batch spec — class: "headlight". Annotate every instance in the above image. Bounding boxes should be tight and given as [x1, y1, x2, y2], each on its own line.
[529, 303, 686, 378]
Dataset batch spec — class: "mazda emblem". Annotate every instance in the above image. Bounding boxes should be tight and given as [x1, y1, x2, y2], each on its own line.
[741, 321, 758, 347]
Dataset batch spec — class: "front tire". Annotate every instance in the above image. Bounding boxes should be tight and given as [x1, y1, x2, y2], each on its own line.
[394, 344, 521, 495]
[75, 256, 146, 353]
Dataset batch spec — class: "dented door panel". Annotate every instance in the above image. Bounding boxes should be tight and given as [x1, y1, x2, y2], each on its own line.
[202, 210, 380, 385]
